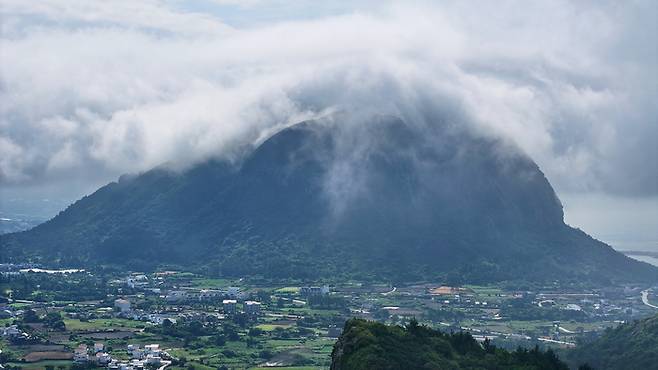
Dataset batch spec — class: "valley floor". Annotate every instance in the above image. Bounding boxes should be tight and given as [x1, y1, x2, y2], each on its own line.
[0, 265, 656, 369]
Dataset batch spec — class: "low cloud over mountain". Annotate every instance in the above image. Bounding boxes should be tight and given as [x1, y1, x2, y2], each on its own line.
[1, 0, 656, 201]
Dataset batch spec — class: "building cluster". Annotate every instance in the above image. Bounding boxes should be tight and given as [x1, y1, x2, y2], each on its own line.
[0, 263, 40, 276]
[222, 299, 261, 316]
[165, 286, 243, 303]
[114, 298, 132, 313]
[0, 325, 26, 341]
[300, 285, 330, 297]
[73, 341, 167, 369]
[74, 343, 112, 366]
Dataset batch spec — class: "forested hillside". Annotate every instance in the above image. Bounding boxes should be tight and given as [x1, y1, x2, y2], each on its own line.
[564, 313, 658, 369]
[2, 116, 656, 283]
[330, 318, 569, 370]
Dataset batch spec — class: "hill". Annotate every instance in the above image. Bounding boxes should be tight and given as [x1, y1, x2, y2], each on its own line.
[330, 318, 569, 370]
[564, 313, 658, 369]
[1, 115, 656, 283]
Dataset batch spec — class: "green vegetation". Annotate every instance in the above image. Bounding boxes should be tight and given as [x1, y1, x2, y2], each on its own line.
[3, 119, 656, 284]
[564, 313, 658, 369]
[330, 319, 569, 370]
[0, 264, 654, 369]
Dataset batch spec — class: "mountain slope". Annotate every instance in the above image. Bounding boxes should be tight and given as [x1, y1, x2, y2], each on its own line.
[564, 314, 658, 369]
[330, 318, 569, 370]
[1, 115, 656, 282]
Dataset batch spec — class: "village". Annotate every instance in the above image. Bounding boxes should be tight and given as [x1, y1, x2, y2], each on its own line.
[0, 264, 657, 369]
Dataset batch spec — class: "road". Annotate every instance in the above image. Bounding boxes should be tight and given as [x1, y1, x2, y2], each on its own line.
[557, 326, 576, 334]
[641, 290, 658, 309]
[381, 287, 396, 296]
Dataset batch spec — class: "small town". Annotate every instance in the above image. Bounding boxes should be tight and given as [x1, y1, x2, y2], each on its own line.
[0, 263, 656, 369]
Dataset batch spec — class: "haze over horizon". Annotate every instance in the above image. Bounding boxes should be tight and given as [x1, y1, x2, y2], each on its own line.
[1, 0, 656, 253]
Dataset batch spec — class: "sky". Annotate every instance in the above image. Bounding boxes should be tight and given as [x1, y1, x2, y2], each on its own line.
[0, 0, 656, 250]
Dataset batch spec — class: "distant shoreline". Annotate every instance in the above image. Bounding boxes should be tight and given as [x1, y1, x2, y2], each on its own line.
[622, 251, 658, 268]
[621, 250, 658, 258]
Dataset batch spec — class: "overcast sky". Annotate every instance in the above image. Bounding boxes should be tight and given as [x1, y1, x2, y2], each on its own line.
[0, 0, 656, 250]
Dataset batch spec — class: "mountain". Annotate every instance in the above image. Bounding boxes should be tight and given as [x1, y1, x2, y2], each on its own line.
[1, 115, 656, 282]
[330, 318, 569, 370]
[564, 314, 658, 369]
[0, 216, 43, 235]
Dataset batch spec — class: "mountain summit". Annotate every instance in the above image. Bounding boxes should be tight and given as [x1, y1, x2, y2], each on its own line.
[2, 115, 656, 282]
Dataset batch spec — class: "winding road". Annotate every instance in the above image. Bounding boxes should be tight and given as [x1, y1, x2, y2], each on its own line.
[641, 290, 658, 309]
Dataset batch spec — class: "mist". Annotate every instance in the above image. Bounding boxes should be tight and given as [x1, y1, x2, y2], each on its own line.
[1, 1, 656, 246]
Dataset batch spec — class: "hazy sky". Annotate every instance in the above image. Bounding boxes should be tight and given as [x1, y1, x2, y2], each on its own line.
[0, 1, 656, 250]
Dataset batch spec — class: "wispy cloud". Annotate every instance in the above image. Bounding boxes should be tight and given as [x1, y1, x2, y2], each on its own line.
[0, 0, 655, 199]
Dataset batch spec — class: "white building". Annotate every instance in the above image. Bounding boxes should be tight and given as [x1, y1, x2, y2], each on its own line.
[144, 344, 160, 355]
[95, 352, 112, 365]
[244, 301, 261, 316]
[300, 285, 330, 296]
[166, 290, 188, 302]
[94, 342, 105, 353]
[565, 304, 583, 311]
[74, 344, 89, 363]
[114, 298, 131, 313]
[223, 299, 237, 314]
[227, 287, 240, 298]
[145, 354, 162, 365]
[128, 344, 144, 359]
[1, 325, 20, 338]
[148, 314, 176, 325]
[198, 289, 222, 301]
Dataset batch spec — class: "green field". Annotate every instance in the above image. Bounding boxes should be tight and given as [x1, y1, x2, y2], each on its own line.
[6, 360, 76, 369]
[256, 323, 293, 331]
[189, 278, 233, 289]
[275, 287, 301, 294]
[64, 318, 146, 331]
[248, 367, 325, 370]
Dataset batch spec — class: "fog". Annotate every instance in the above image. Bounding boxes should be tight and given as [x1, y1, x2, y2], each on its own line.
[1, 1, 656, 249]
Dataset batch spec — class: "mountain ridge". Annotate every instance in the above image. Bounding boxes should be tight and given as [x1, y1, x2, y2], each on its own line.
[1, 115, 656, 283]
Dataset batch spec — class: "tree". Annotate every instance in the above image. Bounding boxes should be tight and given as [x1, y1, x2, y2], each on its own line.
[162, 318, 174, 328]
[445, 271, 463, 287]
[23, 309, 40, 323]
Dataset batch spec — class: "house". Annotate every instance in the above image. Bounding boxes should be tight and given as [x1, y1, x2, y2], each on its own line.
[165, 290, 188, 302]
[327, 325, 342, 338]
[244, 301, 261, 316]
[108, 362, 135, 370]
[223, 299, 237, 314]
[1, 325, 20, 338]
[227, 287, 241, 298]
[144, 344, 160, 355]
[300, 285, 330, 297]
[145, 354, 162, 365]
[74, 344, 89, 363]
[565, 304, 583, 311]
[198, 289, 222, 301]
[95, 352, 112, 365]
[148, 314, 176, 325]
[128, 344, 144, 359]
[114, 298, 131, 313]
[94, 342, 105, 353]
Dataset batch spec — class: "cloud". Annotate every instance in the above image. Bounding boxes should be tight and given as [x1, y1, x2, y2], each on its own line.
[0, 0, 656, 199]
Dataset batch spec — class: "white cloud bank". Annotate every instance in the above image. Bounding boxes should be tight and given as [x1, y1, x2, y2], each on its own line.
[0, 0, 656, 200]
